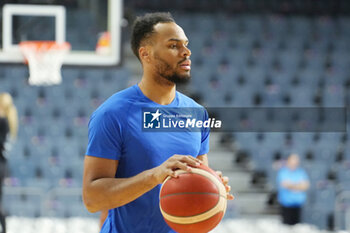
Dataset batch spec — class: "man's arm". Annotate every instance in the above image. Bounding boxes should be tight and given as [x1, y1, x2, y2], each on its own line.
[282, 180, 310, 191]
[99, 210, 108, 229]
[82, 154, 202, 213]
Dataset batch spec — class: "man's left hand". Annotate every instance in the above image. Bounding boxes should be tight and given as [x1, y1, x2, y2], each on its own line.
[216, 171, 234, 200]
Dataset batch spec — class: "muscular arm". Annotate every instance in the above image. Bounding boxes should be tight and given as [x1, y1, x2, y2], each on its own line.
[96, 154, 209, 227]
[82, 156, 158, 213]
[82, 154, 201, 213]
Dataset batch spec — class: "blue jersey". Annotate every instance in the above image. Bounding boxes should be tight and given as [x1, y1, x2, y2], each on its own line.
[86, 85, 210, 233]
[277, 167, 309, 207]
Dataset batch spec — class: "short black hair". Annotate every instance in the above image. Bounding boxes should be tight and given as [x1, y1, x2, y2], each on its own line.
[131, 12, 175, 60]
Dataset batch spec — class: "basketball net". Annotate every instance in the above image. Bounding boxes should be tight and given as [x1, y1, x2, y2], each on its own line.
[19, 41, 71, 86]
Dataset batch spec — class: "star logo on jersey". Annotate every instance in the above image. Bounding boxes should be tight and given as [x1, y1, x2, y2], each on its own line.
[150, 109, 162, 123]
[143, 109, 162, 129]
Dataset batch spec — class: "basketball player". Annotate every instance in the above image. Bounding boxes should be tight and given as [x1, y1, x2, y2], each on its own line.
[0, 93, 18, 233]
[83, 12, 233, 233]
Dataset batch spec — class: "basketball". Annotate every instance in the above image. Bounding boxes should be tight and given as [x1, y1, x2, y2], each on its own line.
[159, 164, 227, 233]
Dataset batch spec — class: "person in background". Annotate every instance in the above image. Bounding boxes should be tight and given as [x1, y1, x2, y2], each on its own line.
[0, 92, 18, 233]
[277, 153, 310, 225]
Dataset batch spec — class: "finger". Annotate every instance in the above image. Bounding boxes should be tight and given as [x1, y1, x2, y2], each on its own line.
[227, 194, 234, 200]
[216, 171, 223, 178]
[221, 176, 229, 185]
[166, 169, 178, 178]
[172, 155, 201, 167]
[180, 156, 201, 167]
[171, 161, 192, 172]
[186, 155, 202, 165]
[225, 185, 231, 192]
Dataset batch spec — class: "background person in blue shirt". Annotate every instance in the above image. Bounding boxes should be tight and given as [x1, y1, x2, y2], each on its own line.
[82, 12, 233, 233]
[277, 153, 310, 225]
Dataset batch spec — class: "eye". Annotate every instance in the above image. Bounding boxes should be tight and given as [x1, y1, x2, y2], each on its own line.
[170, 44, 177, 49]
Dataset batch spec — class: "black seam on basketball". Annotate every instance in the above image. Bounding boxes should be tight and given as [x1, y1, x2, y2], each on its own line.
[160, 191, 226, 199]
[192, 169, 222, 194]
[162, 169, 224, 198]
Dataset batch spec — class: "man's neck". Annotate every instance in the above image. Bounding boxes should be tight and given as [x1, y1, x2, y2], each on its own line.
[138, 77, 176, 105]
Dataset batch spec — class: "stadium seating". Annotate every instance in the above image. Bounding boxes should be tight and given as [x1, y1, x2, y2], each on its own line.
[1, 12, 350, 230]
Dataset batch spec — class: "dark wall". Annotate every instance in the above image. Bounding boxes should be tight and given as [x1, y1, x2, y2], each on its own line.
[125, 0, 350, 16]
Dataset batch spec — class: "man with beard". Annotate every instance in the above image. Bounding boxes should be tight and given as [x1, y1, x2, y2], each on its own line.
[82, 12, 233, 233]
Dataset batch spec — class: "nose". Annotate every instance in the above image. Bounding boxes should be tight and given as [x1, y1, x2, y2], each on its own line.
[182, 46, 191, 58]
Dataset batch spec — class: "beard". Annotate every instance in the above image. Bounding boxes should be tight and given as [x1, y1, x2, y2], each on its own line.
[154, 54, 191, 85]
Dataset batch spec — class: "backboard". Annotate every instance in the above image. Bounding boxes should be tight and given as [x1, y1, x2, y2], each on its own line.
[0, 0, 122, 66]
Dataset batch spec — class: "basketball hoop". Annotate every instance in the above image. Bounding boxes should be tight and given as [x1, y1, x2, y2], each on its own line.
[19, 41, 71, 86]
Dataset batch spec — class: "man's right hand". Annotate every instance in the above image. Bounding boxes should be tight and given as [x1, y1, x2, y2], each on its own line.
[152, 154, 202, 184]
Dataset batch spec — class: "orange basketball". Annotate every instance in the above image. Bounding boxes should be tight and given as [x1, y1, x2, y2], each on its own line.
[159, 164, 227, 233]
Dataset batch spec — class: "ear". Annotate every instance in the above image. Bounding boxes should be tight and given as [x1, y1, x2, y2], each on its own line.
[139, 46, 150, 63]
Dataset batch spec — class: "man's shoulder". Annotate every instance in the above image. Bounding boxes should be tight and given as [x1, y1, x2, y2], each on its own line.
[297, 167, 308, 175]
[92, 85, 139, 119]
[177, 91, 203, 108]
[108, 85, 139, 106]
